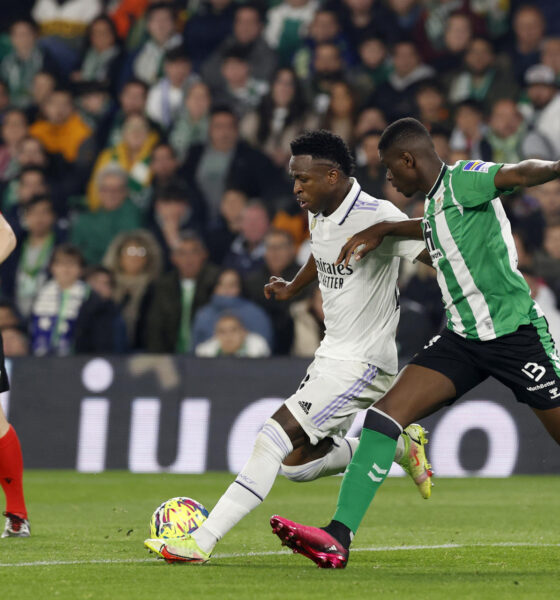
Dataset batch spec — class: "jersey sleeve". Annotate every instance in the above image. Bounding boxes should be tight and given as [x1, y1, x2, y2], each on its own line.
[377, 235, 426, 262]
[451, 161, 512, 207]
[374, 201, 426, 262]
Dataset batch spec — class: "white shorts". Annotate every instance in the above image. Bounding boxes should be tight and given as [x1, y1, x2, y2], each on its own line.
[284, 356, 395, 445]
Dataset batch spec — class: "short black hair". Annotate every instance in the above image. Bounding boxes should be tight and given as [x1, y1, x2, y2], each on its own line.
[52, 243, 85, 268]
[51, 86, 73, 98]
[176, 230, 207, 250]
[359, 128, 384, 144]
[86, 265, 115, 287]
[454, 99, 484, 114]
[290, 130, 354, 176]
[469, 36, 495, 52]
[210, 104, 238, 121]
[23, 194, 54, 212]
[121, 78, 149, 95]
[236, 1, 266, 23]
[223, 44, 251, 62]
[2, 107, 28, 122]
[151, 141, 177, 157]
[74, 80, 110, 96]
[9, 17, 39, 33]
[378, 118, 432, 153]
[358, 34, 386, 48]
[147, 2, 176, 18]
[155, 182, 189, 203]
[415, 79, 443, 96]
[20, 165, 47, 179]
[164, 46, 191, 63]
[86, 15, 118, 46]
[430, 124, 451, 140]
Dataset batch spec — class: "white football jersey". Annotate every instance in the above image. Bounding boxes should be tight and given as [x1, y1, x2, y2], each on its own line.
[310, 178, 425, 374]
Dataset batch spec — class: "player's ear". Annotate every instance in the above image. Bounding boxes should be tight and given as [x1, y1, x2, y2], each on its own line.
[327, 168, 339, 184]
[401, 151, 415, 169]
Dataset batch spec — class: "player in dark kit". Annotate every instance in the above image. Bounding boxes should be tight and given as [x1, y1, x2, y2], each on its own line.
[0, 212, 30, 538]
[271, 117, 560, 568]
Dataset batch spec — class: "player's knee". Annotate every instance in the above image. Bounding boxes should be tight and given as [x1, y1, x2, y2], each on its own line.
[281, 458, 324, 482]
[364, 407, 403, 438]
[253, 418, 293, 462]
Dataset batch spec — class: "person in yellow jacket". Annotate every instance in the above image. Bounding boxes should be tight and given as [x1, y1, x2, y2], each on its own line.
[29, 88, 92, 163]
[87, 113, 159, 211]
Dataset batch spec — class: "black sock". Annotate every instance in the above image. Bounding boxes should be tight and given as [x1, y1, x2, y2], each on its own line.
[322, 520, 352, 549]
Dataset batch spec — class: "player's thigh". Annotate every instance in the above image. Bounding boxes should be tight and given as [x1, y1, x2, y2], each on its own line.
[283, 357, 382, 448]
[376, 331, 486, 426]
[532, 406, 560, 445]
[483, 321, 560, 413]
[374, 364, 458, 426]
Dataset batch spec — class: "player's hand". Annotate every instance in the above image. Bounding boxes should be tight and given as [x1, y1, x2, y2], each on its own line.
[264, 277, 295, 301]
[336, 224, 387, 267]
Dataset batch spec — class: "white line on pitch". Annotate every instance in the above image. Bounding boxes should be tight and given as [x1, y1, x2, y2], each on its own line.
[1, 542, 559, 567]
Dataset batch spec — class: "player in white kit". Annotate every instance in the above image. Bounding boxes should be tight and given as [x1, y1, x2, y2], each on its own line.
[145, 130, 433, 564]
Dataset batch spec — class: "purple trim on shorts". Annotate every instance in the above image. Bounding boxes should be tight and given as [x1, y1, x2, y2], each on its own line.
[314, 366, 378, 427]
[311, 365, 374, 426]
[312, 365, 378, 427]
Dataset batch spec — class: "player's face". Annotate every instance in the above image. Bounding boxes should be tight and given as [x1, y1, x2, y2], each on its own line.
[288, 155, 336, 214]
[380, 147, 419, 198]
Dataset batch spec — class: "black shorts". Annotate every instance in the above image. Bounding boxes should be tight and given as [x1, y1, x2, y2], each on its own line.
[410, 316, 560, 410]
[0, 331, 9, 393]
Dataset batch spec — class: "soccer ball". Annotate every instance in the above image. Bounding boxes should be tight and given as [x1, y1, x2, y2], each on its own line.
[149, 497, 209, 539]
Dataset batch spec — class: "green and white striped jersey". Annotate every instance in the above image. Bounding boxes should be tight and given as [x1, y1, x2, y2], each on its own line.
[422, 160, 533, 341]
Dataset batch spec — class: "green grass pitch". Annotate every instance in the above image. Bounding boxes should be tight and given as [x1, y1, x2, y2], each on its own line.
[1, 472, 559, 599]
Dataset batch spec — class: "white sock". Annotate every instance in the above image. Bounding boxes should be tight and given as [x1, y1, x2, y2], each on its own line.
[192, 419, 292, 553]
[394, 434, 406, 462]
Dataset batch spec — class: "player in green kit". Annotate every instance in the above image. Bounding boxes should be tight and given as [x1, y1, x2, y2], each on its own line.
[270, 117, 560, 568]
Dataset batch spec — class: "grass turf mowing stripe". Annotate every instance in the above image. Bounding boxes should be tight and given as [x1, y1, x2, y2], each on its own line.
[2, 542, 559, 567]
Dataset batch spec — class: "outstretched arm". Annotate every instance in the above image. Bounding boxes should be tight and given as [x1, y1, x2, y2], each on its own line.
[495, 159, 560, 190]
[0, 213, 16, 265]
[336, 219, 424, 267]
[264, 253, 317, 301]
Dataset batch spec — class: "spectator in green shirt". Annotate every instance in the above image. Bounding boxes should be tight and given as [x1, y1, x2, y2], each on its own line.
[70, 165, 143, 265]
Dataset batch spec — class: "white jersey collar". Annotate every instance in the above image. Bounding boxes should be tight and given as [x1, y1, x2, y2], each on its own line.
[323, 178, 362, 225]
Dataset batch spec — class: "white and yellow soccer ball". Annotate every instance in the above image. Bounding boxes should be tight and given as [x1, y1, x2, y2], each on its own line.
[149, 497, 209, 539]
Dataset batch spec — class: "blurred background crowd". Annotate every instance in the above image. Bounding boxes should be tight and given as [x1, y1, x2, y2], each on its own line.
[0, 0, 559, 360]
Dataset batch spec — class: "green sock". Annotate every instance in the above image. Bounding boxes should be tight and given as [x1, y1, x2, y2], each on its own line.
[333, 427, 397, 534]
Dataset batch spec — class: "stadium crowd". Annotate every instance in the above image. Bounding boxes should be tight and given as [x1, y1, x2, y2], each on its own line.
[0, 0, 559, 359]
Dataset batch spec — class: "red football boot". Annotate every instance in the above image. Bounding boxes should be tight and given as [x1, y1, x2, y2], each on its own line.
[270, 515, 348, 569]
